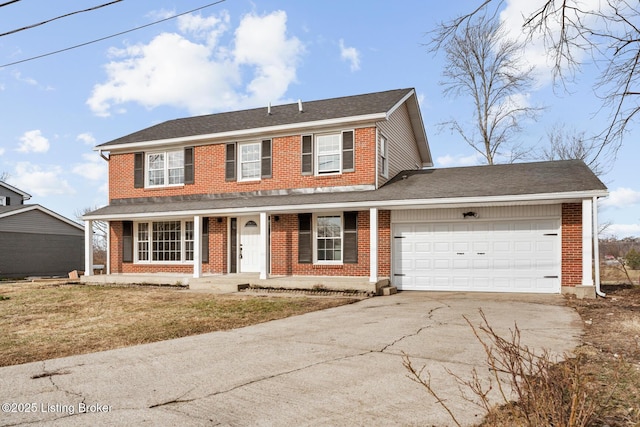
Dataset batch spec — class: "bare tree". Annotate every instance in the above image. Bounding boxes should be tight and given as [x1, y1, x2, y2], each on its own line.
[0, 171, 9, 182]
[433, 14, 543, 164]
[432, 0, 640, 162]
[539, 123, 609, 176]
[76, 206, 107, 265]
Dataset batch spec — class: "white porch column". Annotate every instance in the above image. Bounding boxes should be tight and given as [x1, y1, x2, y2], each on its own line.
[84, 220, 94, 276]
[259, 212, 268, 280]
[582, 198, 594, 287]
[193, 215, 202, 279]
[106, 221, 111, 275]
[369, 208, 378, 283]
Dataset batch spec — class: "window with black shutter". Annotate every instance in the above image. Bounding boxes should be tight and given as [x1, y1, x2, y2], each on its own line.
[343, 212, 358, 263]
[261, 139, 272, 178]
[184, 147, 194, 184]
[342, 131, 354, 172]
[301, 135, 313, 175]
[225, 143, 236, 181]
[298, 213, 312, 263]
[123, 221, 133, 263]
[134, 152, 144, 188]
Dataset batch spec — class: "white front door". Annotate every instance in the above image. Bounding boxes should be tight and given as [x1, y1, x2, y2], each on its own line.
[239, 216, 261, 273]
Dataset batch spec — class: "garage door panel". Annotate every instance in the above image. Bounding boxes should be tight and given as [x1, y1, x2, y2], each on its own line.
[393, 219, 560, 293]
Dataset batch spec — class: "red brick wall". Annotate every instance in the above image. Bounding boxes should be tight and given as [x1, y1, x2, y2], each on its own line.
[108, 128, 377, 202]
[270, 212, 370, 277]
[562, 203, 582, 287]
[378, 210, 391, 277]
[207, 217, 227, 274]
[110, 221, 123, 273]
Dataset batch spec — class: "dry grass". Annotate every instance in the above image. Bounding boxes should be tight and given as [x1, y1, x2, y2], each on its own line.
[0, 281, 358, 367]
[601, 266, 640, 285]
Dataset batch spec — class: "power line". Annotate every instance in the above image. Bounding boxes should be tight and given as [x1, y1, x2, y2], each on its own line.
[0, 0, 227, 68]
[0, 1, 124, 38]
[0, 0, 21, 8]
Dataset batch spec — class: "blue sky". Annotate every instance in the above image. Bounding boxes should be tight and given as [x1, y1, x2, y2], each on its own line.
[0, 0, 638, 237]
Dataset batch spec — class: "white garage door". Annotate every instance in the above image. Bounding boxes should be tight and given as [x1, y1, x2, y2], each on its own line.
[393, 219, 560, 293]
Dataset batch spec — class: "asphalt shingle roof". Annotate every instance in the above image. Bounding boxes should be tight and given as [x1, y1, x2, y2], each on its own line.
[97, 88, 415, 147]
[84, 160, 607, 218]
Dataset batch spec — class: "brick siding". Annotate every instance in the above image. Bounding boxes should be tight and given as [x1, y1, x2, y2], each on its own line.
[561, 203, 582, 287]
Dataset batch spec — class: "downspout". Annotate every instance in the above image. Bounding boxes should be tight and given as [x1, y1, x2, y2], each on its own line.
[593, 196, 606, 297]
[99, 150, 109, 161]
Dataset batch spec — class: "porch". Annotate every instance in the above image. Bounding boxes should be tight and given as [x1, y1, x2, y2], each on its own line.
[80, 273, 390, 295]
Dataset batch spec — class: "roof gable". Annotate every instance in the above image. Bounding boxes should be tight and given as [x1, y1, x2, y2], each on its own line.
[0, 205, 84, 232]
[0, 181, 31, 201]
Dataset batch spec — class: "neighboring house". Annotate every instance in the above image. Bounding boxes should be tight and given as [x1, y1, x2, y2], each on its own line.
[82, 88, 608, 297]
[0, 181, 84, 278]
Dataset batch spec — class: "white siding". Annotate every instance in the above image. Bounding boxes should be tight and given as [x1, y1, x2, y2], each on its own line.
[377, 104, 422, 186]
[392, 205, 562, 223]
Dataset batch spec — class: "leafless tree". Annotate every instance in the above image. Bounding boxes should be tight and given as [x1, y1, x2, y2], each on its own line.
[432, 0, 640, 163]
[76, 206, 107, 264]
[433, 14, 543, 164]
[0, 171, 9, 182]
[539, 123, 609, 176]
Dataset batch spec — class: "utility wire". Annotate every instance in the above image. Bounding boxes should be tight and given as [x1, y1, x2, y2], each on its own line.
[0, 0, 21, 8]
[0, 1, 124, 38]
[0, 0, 226, 68]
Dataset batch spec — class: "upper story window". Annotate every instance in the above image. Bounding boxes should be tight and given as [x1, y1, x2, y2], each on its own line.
[0, 196, 6, 206]
[301, 130, 354, 176]
[239, 142, 261, 181]
[380, 135, 389, 178]
[226, 140, 272, 182]
[134, 147, 193, 189]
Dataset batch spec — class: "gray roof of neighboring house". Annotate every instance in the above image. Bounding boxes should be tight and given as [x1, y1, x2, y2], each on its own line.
[97, 88, 418, 148]
[84, 160, 608, 219]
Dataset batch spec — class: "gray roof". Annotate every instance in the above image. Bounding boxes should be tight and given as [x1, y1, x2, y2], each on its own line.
[84, 160, 607, 219]
[98, 88, 416, 148]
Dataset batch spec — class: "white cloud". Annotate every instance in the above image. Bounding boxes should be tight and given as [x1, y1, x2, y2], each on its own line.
[87, 10, 303, 117]
[603, 223, 640, 238]
[17, 130, 49, 153]
[0, 147, 5, 156]
[10, 162, 75, 196]
[436, 153, 482, 167]
[72, 153, 108, 181]
[339, 39, 360, 72]
[12, 71, 37, 86]
[600, 187, 640, 209]
[77, 133, 96, 145]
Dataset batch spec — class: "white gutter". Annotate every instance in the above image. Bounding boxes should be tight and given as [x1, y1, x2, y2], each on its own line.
[593, 195, 606, 297]
[82, 190, 609, 221]
[94, 113, 387, 152]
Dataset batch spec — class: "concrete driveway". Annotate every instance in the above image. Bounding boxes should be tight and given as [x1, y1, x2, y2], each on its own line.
[0, 291, 582, 426]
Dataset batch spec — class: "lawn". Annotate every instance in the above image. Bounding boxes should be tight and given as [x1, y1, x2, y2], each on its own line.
[0, 281, 359, 367]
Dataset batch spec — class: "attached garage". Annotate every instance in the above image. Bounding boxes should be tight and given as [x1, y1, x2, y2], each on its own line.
[392, 206, 561, 293]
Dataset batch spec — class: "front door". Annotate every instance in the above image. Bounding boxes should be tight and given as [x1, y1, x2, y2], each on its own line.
[239, 216, 261, 272]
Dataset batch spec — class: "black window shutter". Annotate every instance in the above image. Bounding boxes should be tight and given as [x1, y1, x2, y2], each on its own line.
[342, 131, 354, 172]
[225, 143, 236, 181]
[134, 152, 144, 188]
[343, 212, 358, 263]
[301, 135, 313, 175]
[202, 217, 209, 264]
[298, 213, 312, 264]
[5, 196, 9, 206]
[184, 147, 194, 184]
[261, 139, 272, 178]
[123, 221, 133, 263]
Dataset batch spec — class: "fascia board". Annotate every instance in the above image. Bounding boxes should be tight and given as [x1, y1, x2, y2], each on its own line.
[94, 113, 387, 152]
[0, 181, 32, 200]
[83, 190, 609, 221]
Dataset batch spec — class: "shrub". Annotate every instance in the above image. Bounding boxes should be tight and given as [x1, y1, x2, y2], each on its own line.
[625, 248, 640, 270]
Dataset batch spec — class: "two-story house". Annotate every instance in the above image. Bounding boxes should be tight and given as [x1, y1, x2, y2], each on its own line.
[82, 88, 608, 297]
[0, 181, 84, 278]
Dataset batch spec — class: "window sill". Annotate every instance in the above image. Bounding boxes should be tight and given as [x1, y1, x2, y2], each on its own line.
[311, 264, 344, 269]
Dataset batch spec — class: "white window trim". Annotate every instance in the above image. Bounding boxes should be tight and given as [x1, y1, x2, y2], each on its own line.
[238, 141, 262, 182]
[313, 212, 344, 265]
[145, 150, 185, 188]
[380, 135, 389, 178]
[0, 196, 6, 206]
[315, 133, 342, 176]
[133, 219, 194, 264]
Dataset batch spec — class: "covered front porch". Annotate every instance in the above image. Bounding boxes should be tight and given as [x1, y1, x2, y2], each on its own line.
[80, 272, 390, 295]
